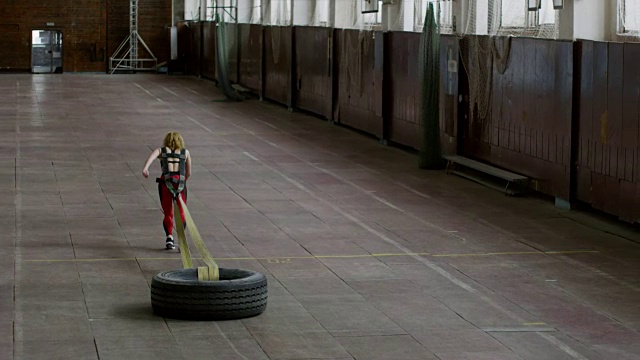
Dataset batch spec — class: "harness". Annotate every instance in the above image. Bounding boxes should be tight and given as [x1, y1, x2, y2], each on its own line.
[157, 147, 186, 198]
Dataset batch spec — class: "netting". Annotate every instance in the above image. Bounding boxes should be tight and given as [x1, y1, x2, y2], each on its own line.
[236, 0, 261, 23]
[268, 0, 291, 64]
[413, 0, 453, 33]
[619, 0, 640, 35]
[418, 2, 443, 169]
[335, 0, 379, 30]
[309, 0, 331, 27]
[334, 0, 376, 98]
[215, 14, 244, 101]
[458, 0, 559, 123]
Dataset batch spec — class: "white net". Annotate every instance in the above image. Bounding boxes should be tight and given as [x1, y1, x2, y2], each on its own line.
[335, 1, 377, 97]
[270, 0, 292, 25]
[619, 0, 640, 35]
[268, 0, 291, 64]
[458, 0, 559, 123]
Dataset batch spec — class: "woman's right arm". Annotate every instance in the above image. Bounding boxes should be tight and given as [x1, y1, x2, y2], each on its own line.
[142, 148, 161, 178]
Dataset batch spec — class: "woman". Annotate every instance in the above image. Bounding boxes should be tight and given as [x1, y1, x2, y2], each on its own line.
[142, 131, 192, 249]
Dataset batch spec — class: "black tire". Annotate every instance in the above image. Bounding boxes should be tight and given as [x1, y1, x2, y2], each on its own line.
[151, 268, 268, 320]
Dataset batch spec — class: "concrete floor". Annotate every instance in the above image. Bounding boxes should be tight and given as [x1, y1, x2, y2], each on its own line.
[1, 74, 639, 360]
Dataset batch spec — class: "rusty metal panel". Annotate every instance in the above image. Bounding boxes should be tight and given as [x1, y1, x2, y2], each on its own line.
[238, 24, 262, 92]
[335, 29, 382, 138]
[608, 42, 624, 179]
[263, 26, 292, 106]
[201, 22, 216, 80]
[386, 32, 422, 150]
[623, 42, 640, 183]
[293, 26, 332, 119]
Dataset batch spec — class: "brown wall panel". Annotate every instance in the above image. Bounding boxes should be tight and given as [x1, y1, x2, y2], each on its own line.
[173, 22, 191, 73]
[226, 23, 239, 83]
[263, 26, 292, 106]
[592, 42, 608, 177]
[440, 35, 459, 156]
[577, 40, 593, 204]
[190, 22, 202, 75]
[460, 37, 573, 200]
[608, 43, 624, 179]
[619, 180, 637, 222]
[294, 26, 332, 119]
[576, 40, 640, 223]
[201, 22, 216, 80]
[334, 29, 382, 137]
[238, 24, 262, 92]
[440, 35, 459, 154]
[386, 32, 422, 150]
[622, 42, 640, 221]
[622, 43, 640, 184]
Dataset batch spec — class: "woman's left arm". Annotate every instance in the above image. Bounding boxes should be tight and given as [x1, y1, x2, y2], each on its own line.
[185, 150, 192, 181]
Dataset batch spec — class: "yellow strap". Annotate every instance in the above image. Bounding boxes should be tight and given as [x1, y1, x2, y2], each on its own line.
[175, 196, 219, 281]
[174, 199, 193, 269]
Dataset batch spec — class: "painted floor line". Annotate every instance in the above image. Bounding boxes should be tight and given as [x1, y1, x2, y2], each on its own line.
[22, 249, 600, 263]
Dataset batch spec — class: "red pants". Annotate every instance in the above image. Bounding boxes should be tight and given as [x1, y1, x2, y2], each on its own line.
[158, 176, 187, 237]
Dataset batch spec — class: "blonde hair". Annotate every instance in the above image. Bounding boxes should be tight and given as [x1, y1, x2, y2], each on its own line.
[163, 131, 185, 151]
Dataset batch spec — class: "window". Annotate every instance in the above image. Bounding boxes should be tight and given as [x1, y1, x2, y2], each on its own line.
[620, 0, 640, 33]
[205, 0, 214, 21]
[538, 0, 555, 25]
[363, 1, 383, 26]
[416, 0, 454, 33]
[500, 0, 527, 27]
[184, 0, 201, 20]
[500, 0, 555, 29]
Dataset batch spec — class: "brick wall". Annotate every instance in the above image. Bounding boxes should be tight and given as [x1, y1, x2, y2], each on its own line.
[0, 0, 170, 72]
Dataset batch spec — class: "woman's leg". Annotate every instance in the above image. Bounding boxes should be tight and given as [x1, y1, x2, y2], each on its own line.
[175, 185, 187, 227]
[158, 183, 174, 237]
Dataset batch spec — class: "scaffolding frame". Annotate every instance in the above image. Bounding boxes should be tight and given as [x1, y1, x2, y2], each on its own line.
[207, 0, 238, 22]
[109, 0, 158, 73]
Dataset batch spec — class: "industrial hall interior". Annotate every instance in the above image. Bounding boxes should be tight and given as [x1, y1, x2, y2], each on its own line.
[1, 0, 639, 359]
